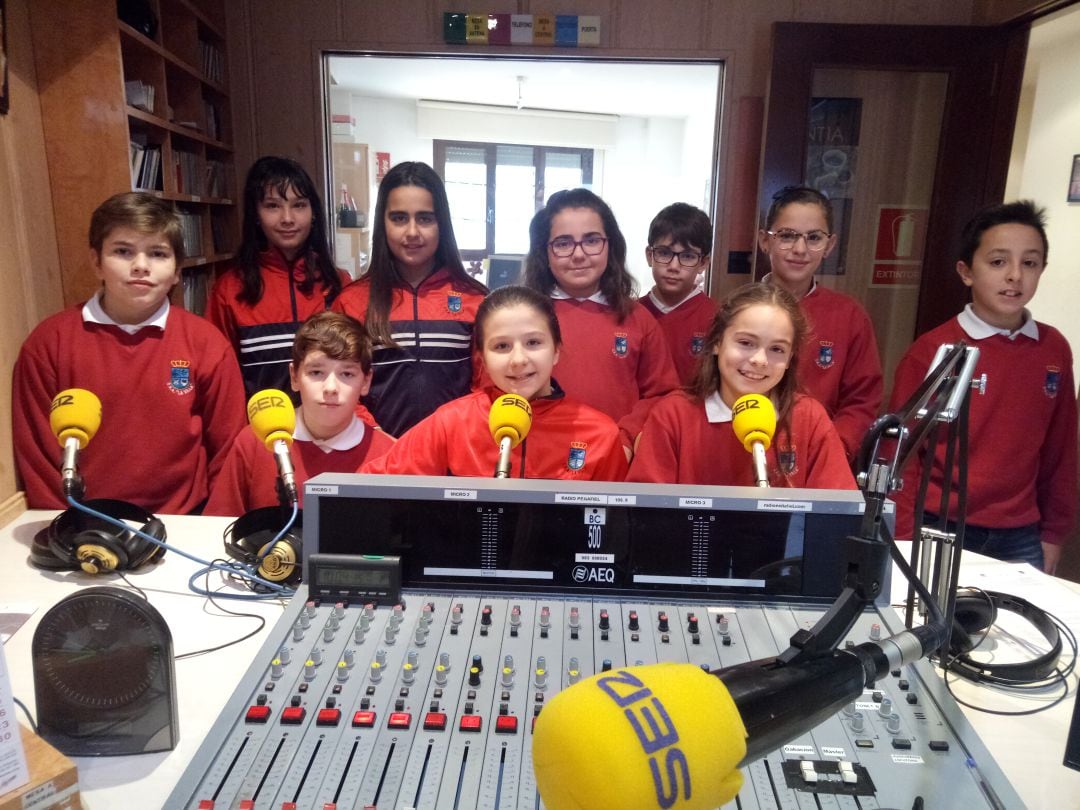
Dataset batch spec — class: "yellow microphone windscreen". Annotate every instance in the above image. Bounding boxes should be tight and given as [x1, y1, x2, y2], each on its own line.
[247, 389, 296, 451]
[533, 663, 746, 810]
[49, 389, 102, 449]
[488, 393, 533, 447]
[731, 394, 777, 453]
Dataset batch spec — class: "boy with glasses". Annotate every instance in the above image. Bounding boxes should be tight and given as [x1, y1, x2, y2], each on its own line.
[640, 203, 720, 384]
[758, 186, 883, 461]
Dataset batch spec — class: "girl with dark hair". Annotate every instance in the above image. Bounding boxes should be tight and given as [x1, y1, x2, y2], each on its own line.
[333, 161, 488, 436]
[523, 188, 679, 454]
[363, 285, 627, 480]
[207, 156, 349, 398]
[757, 185, 882, 460]
[627, 283, 854, 488]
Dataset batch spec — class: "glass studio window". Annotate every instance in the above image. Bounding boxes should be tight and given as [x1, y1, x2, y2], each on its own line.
[434, 141, 594, 260]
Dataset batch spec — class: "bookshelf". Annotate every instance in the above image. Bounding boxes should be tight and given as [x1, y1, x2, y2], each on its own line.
[30, 0, 238, 314]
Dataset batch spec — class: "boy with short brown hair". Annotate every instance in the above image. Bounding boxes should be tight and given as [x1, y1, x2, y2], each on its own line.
[13, 191, 246, 513]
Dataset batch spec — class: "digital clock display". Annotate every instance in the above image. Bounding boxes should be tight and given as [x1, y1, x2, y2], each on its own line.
[308, 553, 401, 604]
[318, 566, 390, 588]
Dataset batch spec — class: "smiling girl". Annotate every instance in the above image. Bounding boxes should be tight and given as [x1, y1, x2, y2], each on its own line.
[333, 162, 488, 436]
[523, 189, 679, 455]
[363, 286, 627, 480]
[627, 283, 854, 488]
[758, 186, 882, 460]
[207, 156, 349, 398]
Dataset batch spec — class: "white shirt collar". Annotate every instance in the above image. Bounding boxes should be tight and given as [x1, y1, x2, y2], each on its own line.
[82, 289, 169, 334]
[957, 303, 1039, 341]
[294, 409, 367, 453]
[703, 390, 733, 424]
[551, 286, 609, 306]
[647, 286, 703, 314]
[761, 272, 817, 300]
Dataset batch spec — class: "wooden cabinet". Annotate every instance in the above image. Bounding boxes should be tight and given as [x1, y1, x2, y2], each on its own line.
[331, 141, 375, 278]
[30, 0, 238, 313]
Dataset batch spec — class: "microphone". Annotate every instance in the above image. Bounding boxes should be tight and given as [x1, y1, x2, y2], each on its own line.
[247, 389, 298, 505]
[732, 393, 776, 487]
[49, 388, 102, 499]
[488, 393, 532, 478]
[532, 623, 945, 810]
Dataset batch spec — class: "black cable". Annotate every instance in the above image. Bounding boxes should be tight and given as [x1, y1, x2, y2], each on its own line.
[115, 568, 148, 600]
[13, 696, 37, 734]
[174, 559, 283, 659]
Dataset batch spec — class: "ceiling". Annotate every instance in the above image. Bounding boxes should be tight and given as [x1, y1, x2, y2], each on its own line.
[327, 55, 721, 118]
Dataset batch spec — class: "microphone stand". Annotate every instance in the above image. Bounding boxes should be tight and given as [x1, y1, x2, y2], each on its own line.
[494, 436, 513, 479]
[753, 343, 980, 668]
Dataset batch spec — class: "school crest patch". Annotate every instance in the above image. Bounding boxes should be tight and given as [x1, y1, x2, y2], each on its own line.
[778, 445, 797, 475]
[169, 359, 193, 395]
[815, 341, 834, 370]
[690, 333, 705, 356]
[567, 441, 587, 471]
[1045, 366, 1061, 398]
[612, 332, 629, 358]
[447, 293, 463, 314]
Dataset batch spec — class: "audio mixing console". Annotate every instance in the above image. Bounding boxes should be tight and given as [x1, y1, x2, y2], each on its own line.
[167, 476, 1021, 809]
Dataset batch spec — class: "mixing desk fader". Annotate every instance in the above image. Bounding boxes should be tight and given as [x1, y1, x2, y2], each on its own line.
[167, 476, 1022, 809]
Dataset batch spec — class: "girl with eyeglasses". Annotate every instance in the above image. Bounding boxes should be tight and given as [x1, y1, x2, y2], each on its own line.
[333, 162, 488, 437]
[627, 282, 854, 489]
[524, 188, 680, 458]
[757, 186, 883, 461]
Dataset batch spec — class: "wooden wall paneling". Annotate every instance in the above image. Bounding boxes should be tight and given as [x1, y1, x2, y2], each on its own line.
[0, 0, 64, 507]
[29, 0, 132, 308]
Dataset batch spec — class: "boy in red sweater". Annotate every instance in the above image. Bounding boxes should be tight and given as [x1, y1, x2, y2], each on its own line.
[889, 200, 1076, 574]
[13, 192, 246, 513]
[206, 311, 395, 514]
[639, 203, 719, 385]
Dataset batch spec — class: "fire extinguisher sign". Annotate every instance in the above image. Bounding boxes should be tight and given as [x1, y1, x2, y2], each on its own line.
[871, 205, 928, 287]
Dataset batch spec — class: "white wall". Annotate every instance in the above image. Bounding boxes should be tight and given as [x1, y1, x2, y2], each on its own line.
[1008, 6, 1080, 390]
[330, 93, 710, 296]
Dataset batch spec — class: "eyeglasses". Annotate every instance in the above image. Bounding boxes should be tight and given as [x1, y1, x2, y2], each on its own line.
[548, 235, 608, 257]
[767, 229, 832, 251]
[647, 245, 705, 267]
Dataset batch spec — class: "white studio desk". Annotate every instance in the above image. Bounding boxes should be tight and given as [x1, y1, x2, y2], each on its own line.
[3, 510, 1080, 809]
[3, 510, 289, 810]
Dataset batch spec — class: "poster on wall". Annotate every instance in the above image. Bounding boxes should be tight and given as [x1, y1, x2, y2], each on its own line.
[0, 0, 9, 115]
[805, 97, 862, 275]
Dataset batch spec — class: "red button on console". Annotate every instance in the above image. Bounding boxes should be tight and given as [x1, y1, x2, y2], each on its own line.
[352, 710, 376, 728]
[317, 708, 342, 726]
[459, 714, 483, 732]
[495, 715, 518, 734]
[387, 711, 412, 729]
[281, 706, 306, 724]
[239, 802, 255, 810]
[245, 705, 271, 724]
[423, 712, 447, 731]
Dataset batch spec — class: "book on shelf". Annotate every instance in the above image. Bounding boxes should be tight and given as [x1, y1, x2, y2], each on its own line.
[182, 269, 210, 315]
[172, 149, 202, 196]
[124, 80, 155, 113]
[177, 211, 204, 259]
[130, 137, 162, 191]
[203, 100, 220, 141]
[198, 40, 224, 83]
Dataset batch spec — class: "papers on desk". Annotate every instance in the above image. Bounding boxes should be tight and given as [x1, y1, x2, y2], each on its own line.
[0, 605, 36, 645]
[0, 639, 30, 796]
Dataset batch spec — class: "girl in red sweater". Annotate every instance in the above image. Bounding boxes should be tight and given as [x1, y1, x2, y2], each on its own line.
[334, 162, 488, 436]
[523, 188, 679, 455]
[207, 156, 349, 398]
[363, 286, 628, 481]
[627, 282, 854, 488]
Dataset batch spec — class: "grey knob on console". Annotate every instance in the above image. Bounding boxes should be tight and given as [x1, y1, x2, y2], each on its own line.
[534, 656, 548, 689]
[333, 603, 346, 619]
[343, 649, 355, 667]
[886, 714, 902, 734]
[879, 697, 893, 717]
[309, 648, 323, 665]
[336, 661, 349, 682]
[567, 657, 581, 685]
[370, 660, 384, 682]
[323, 627, 335, 643]
[850, 711, 865, 733]
[270, 658, 284, 679]
[304, 660, 318, 680]
[277, 645, 291, 664]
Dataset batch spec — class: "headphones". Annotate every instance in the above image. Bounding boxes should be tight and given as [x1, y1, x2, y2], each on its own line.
[947, 588, 1063, 684]
[223, 506, 303, 589]
[31, 499, 166, 574]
